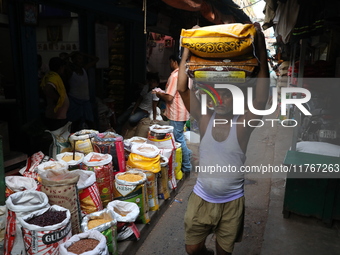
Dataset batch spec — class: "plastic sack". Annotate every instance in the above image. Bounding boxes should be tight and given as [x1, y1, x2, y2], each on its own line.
[113, 170, 150, 224]
[46, 121, 72, 159]
[56, 152, 84, 170]
[147, 124, 175, 149]
[107, 200, 140, 223]
[175, 142, 183, 180]
[5, 176, 38, 198]
[92, 132, 125, 174]
[4, 190, 49, 255]
[18, 205, 72, 255]
[19, 151, 53, 180]
[59, 229, 109, 255]
[72, 170, 103, 215]
[37, 160, 68, 182]
[180, 23, 256, 59]
[81, 209, 118, 255]
[82, 152, 114, 207]
[157, 155, 170, 200]
[127, 144, 161, 173]
[124, 136, 147, 151]
[69, 129, 99, 155]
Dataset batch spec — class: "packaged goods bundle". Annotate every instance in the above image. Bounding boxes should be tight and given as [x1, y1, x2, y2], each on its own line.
[71, 170, 103, 215]
[4, 190, 49, 255]
[157, 155, 170, 200]
[186, 55, 258, 86]
[46, 122, 73, 158]
[18, 205, 71, 255]
[175, 142, 183, 180]
[81, 209, 118, 255]
[56, 152, 84, 170]
[113, 170, 150, 224]
[40, 170, 82, 235]
[107, 200, 140, 241]
[81, 152, 114, 207]
[180, 23, 256, 59]
[59, 230, 109, 255]
[19, 151, 52, 180]
[92, 132, 125, 175]
[69, 129, 99, 155]
[5, 176, 38, 198]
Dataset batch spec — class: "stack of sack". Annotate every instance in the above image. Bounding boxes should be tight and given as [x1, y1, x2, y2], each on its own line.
[181, 23, 259, 90]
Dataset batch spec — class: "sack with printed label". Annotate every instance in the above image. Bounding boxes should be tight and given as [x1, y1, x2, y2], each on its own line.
[127, 144, 161, 173]
[69, 129, 99, 155]
[186, 54, 258, 85]
[81, 209, 118, 255]
[72, 170, 103, 215]
[59, 229, 109, 255]
[157, 155, 170, 200]
[82, 152, 114, 207]
[180, 23, 256, 59]
[18, 205, 72, 255]
[40, 170, 82, 235]
[4, 191, 49, 255]
[113, 170, 150, 224]
[56, 152, 84, 170]
[92, 132, 126, 175]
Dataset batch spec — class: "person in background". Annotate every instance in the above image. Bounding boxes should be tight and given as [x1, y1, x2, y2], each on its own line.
[40, 57, 69, 131]
[116, 72, 160, 135]
[153, 55, 192, 173]
[66, 51, 99, 132]
[177, 18, 269, 255]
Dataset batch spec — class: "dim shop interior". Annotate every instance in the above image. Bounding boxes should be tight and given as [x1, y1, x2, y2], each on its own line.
[0, 1, 201, 169]
[0, 0, 340, 254]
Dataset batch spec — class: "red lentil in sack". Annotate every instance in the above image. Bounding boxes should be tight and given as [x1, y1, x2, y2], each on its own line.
[82, 152, 114, 207]
[40, 170, 82, 235]
[18, 205, 72, 255]
[81, 209, 118, 255]
[4, 191, 49, 255]
[59, 230, 109, 255]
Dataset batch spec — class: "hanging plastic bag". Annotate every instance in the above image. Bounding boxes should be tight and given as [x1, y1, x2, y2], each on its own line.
[46, 121, 72, 159]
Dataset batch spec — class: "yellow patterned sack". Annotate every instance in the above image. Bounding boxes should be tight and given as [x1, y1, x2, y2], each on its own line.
[181, 23, 256, 58]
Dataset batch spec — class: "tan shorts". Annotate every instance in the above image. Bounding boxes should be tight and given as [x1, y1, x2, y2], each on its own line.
[184, 192, 245, 253]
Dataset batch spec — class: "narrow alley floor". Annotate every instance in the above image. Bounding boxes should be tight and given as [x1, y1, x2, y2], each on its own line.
[135, 115, 340, 255]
